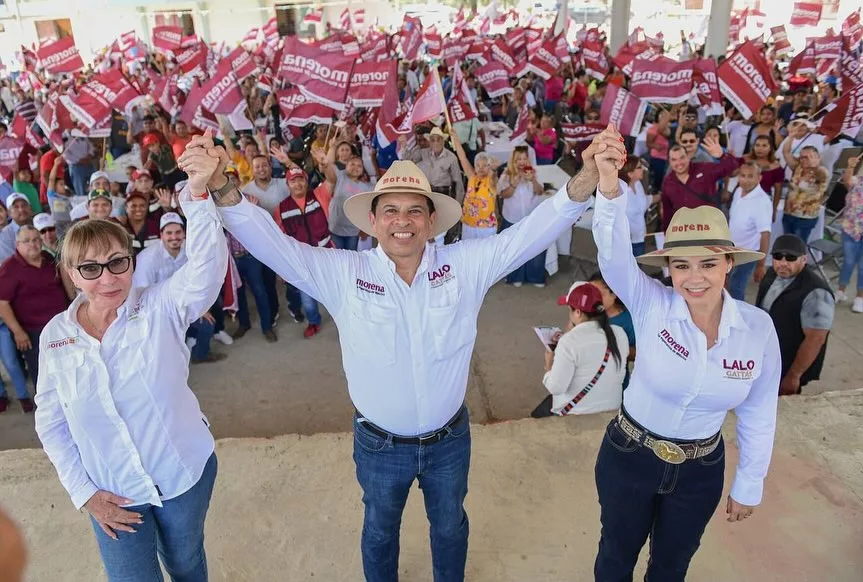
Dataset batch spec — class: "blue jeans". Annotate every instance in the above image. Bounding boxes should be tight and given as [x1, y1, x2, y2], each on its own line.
[300, 291, 322, 326]
[594, 419, 725, 582]
[331, 234, 359, 251]
[631, 242, 646, 257]
[262, 266, 280, 322]
[91, 453, 218, 582]
[353, 409, 471, 582]
[501, 219, 547, 284]
[235, 254, 272, 333]
[728, 261, 758, 301]
[188, 320, 214, 360]
[0, 322, 29, 400]
[839, 232, 863, 292]
[782, 214, 818, 243]
[69, 162, 95, 198]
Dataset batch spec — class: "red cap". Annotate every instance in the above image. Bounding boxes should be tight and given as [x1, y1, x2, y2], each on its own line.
[142, 133, 160, 148]
[126, 190, 149, 203]
[132, 169, 152, 181]
[563, 282, 604, 314]
[286, 167, 306, 181]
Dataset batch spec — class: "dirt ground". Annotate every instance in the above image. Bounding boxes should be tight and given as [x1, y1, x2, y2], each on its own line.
[1, 261, 861, 449]
[0, 389, 861, 582]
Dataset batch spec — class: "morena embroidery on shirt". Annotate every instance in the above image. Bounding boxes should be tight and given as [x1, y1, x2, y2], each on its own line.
[658, 329, 689, 360]
[128, 298, 144, 320]
[47, 336, 78, 349]
[356, 278, 386, 296]
[428, 264, 455, 288]
[723, 359, 756, 380]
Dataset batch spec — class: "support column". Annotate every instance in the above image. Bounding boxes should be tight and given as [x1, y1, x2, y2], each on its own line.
[195, 2, 211, 44]
[137, 7, 150, 45]
[609, 0, 632, 54]
[705, 0, 732, 59]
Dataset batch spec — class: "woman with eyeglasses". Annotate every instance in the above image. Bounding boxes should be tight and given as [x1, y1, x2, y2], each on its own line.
[34, 133, 228, 582]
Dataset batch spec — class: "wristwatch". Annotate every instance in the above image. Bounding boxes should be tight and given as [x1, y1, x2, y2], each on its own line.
[207, 174, 233, 198]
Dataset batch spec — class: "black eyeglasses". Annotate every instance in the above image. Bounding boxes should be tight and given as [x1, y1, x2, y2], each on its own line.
[39, 227, 56, 234]
[772, 252, 801, 262]
[76, 256, 132, 280]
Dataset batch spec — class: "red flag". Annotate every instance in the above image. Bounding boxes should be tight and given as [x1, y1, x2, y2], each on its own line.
[304, 8, 323, 24]
[152, 26, 183, 51]
[314, 35, 343, 53]
[466, 39, 488, 64]
[348, 60, 395, 108]
[728, 15, 742, 45]
[61, 70, 142, 128]
[0, 136, 24, 176]
[818, 82, 863, 139]
[442, 36, 468, 68]
[199, 59, 246, 116]
[341, 34, 360, 57]
[400, 15, 423, 61]
[842, 9, 862, 47]
[263, 18, 280, 45]
[407, 71, 446, 126]
[277, 87, 335, 127]
[225, 46, 257, 82]
[37, 36, 84, 75]
[241, 27, 260, 46]
[527, 40, 561, 80]
[790, 2, 822, 27]
[582, 41, 609, 81]
[339, 8, 351, 30]
[840, 39, 863, 92]
[151, 74, 178, 115]
[560, 123, 605, 143]
[450, 66, 478, 117]
[448, 97, 476, 124]
[175, 41, 208, 75]
[717, 40, 778, 119]
[630, 57, 693, 103]
[770, 26, 792, 55]
[613, 40, 651, 73]
[489, 37, 517, 75]
[788, 42, 816, 76]
[692, 59, 723, 115]
[600, 85, 647, 137]
[279, 36, 353, 110]
[510, 99, 529, 144]
[425, 31, 443, 59]
[553, 34, 571, 64]
[475, 61, 512, 98]
[360, 35, 389, 62]
[814, 35, 842, 61]
[353, 9, 366, 25]
[118, 31, 137, 51]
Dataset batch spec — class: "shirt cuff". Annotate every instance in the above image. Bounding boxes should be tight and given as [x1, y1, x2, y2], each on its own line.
[593, 180, 629, 215]
[730, 472, 764, 506]
[71, 481, 100, 511]
[550, 183, 594, 219]
[179, 184, 222, 223]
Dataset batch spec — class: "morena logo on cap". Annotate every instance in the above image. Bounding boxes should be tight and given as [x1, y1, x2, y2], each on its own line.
[670, 223, 711, 233]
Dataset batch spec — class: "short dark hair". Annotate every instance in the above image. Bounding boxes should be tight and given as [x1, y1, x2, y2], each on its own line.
[142, 115, 155, 122]
[370, 194, 435, 215]
[0, 123, 7, 132]
[679, 128, 699, 141]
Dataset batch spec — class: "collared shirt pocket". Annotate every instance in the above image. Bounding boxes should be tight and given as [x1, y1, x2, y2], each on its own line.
[44, 349, 88, 405]
[116, 316, 150, 383]
[426, 292, 477, 361]
[349, 298, 397, 366]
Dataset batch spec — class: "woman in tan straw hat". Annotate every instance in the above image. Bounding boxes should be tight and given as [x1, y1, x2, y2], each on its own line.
[590, 126, 782, 582]
[194, 127, 623, 582]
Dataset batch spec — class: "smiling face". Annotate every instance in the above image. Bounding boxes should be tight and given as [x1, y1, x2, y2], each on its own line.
[337, 143, 353, 163]
[679, 131, 699, 156]
[369, 193, 436, 261]
[125, 197, 147, 222]
[88, 197, 113, 220]
[9, 199, 31, 225]
[134, 175, 153, 194]
[39, 226, 58, 248]
[737, 164, 760, 193]
[161, 223, 185, 253]
[91, 176, 110, 191]
[288, 175, 308, 198]
[799, 148, 821, 169]
[15, 228, 42, 262]
[429, 135, 445, 155]
[252, 156, 271, 181]
[669, 148, 690, 176]
[345, 157, 364, 180]
[669, 255, 731, 308]
[70, 241, 133, 313]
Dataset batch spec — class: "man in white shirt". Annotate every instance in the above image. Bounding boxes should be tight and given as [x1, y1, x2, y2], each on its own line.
[727, 162, 773, 301]
[0, 193, 33, 262]
[134, 212, 228, 364]
[196, 127, 609, 581]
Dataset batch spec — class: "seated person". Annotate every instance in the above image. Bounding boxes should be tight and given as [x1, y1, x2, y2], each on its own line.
[532, 282, 628, 417]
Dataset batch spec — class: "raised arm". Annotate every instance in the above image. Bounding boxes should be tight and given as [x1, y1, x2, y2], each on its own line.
[450, 130, 475, 179]
[319, 130, 339, 192]
[842, 155, 860, 188]
[592, 126, 670, 321]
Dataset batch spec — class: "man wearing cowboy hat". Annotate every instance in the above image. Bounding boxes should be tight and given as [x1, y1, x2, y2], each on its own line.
[189, 127, 621, 582]
[400, 127, 465, 204]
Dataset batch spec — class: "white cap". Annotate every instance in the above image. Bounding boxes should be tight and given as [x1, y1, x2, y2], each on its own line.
[33, 213, 56, 231]
[5, 193, 29, 208]
[160, 212, 184, 230]
[89, 171, 110, 186]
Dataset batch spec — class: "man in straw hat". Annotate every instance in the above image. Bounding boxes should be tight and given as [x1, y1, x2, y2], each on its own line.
[590, 126, 781, 581]
[186, 127, 623, 581]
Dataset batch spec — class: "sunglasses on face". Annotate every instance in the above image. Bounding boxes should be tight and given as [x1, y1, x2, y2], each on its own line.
[680, 140, 697, 145]
[772, 252, 801, 262]
[76, 256, 132, 280]
[39, 227, 56, 234]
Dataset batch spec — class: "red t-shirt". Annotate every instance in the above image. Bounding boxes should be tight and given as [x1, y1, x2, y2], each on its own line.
[0, 251, 69, 331]
[40, 150, 66, 204]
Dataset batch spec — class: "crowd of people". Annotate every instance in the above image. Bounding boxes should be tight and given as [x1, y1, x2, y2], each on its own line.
[0, 10, 860, 582]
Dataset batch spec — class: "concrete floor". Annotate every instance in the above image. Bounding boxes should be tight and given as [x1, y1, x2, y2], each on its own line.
[1, 260, 861, 450]
[1, 390, 861, 581]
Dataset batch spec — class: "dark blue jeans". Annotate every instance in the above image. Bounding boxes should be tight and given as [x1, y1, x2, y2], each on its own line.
[235, 254, 272, 333]
[728, 261, 758, 301]
[782, 214, 818, 244]
[187, 320, 214, 360]
[501, 219, 547, 284]
[69, 162, 95, 198]
[631, 242, 646, 257]
[262, 265, 280, 322]
[594, 420, 725, 582]
[331, 234, 359, 250]
[353, 409, 471, 582]
[90, 453, 218, 582]
[0, 322, 29, 400]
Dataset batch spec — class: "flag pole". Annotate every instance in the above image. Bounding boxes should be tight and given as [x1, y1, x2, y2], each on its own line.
[432, 67, 454, 135]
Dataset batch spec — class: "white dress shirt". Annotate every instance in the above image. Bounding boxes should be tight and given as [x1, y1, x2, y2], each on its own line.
[219, 186, 589, 436]
[34, 191, 228, 510]
[543, 320, 628, 415]
[133, 242, 188, 288]
[728, 185, 773, 252]
[592, 184, 781, 506]
[624, 181, 651, 244]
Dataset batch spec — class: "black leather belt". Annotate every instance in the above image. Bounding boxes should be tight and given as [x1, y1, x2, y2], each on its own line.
[616, 407, 721, 464]
[356, 407, 467, 445]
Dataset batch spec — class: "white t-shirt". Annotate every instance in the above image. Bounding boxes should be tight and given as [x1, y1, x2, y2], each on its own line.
[729, 185, 773, 251]
[543, 320, 628, 415]
[624, 181, 651, 244]
[241, 179, 290, 213]
[725, 120, 750, 158]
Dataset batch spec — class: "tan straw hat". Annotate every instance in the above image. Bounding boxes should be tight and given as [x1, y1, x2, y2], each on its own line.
[636, 206, 764, 267]
[343, 160, 463, 238]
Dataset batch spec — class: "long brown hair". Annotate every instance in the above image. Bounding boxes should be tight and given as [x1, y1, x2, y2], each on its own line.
[744, 135, 777, 164]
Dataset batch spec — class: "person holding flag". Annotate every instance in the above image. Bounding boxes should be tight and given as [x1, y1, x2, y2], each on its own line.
[192, 125, 621, 582]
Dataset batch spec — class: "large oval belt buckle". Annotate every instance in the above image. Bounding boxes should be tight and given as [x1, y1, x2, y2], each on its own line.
[652, 440, 687, 464]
